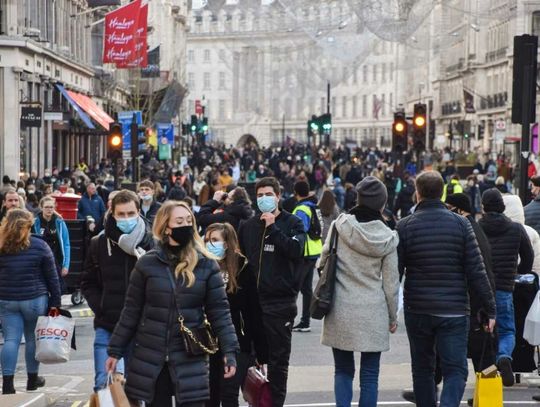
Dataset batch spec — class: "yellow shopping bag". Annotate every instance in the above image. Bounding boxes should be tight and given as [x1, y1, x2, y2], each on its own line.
[473, 372, 503, 407]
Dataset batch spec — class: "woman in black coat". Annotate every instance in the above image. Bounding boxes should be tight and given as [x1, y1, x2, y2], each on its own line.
[106, 201, 239, 407]
[204, 223, 268, 407]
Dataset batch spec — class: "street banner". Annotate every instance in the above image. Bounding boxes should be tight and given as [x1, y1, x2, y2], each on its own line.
[117, 0, 148, 68]
[20, 106, 42, 128]
[118, 111, 143, 160]
[195, 100, 203, 115]
[154, 81, 187, 124]
[157, 123, 174, 161]
[142, 46, 160, 78]
[464, 89, 476, 113]
[103, 0, 141, 66]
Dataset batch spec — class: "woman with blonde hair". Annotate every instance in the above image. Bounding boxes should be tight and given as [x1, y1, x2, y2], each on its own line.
[204, 223, 267, 407]
[106, 201, 239, 407]
[0, 209, 61, 394]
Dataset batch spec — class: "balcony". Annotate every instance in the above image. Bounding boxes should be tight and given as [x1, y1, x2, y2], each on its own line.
[479, 92, 507, 110]
[485, 47, 508, 63]
[441, 101, 462, 116]
[445, 59, 464, 74]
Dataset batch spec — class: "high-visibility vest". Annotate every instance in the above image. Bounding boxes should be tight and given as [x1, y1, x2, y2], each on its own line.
[293, 204, 323, 258]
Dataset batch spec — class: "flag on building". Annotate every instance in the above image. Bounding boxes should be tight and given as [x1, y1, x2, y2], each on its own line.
[103, 0, 141, 65]
[117, 0, 149, 68]
[373, 96, 382, 120]
[464, 89, 476, 113]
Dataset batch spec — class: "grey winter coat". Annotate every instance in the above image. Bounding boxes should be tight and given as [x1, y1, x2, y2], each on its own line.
[320, 214, 399, 352]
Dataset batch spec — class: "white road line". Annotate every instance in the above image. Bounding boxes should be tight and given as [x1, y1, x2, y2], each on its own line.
[17, 393, 45, 407]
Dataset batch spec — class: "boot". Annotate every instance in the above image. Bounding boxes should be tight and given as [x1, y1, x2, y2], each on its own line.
[2, 375, 15, 394]
[26, 373, 45, 391]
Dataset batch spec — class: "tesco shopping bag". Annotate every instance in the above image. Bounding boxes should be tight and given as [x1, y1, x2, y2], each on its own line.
[98, 374, 130, 407]
[35, 311, 75, 364]
[524, 291, 540, 346]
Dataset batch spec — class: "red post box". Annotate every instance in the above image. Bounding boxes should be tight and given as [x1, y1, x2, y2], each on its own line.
[54, 193, 81, 220]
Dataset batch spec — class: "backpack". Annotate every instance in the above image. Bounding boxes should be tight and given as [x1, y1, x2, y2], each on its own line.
[307, 205, 323, 241]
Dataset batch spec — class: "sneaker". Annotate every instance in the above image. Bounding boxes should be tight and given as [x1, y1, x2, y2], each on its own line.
[467, 398, 473, 406]
[292, 322, 311, 332]
[401, 389, 415, 403]
[533, 394, 540, 401]
[497, 357, 515, 387]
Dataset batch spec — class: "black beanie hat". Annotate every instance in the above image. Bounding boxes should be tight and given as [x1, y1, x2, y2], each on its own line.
[482, 188, 506, 213]
[445, 193, 472, 214]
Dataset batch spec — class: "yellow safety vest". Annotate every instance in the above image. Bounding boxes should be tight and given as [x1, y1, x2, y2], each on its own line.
[293, 204, 323, 258]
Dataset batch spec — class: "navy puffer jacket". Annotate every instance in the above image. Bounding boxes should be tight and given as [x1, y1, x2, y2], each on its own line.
[525, 197, 540, 235]
[397, 199, 496, 318]
[0, 236, 61, 307]
[108, 244, 239, 404]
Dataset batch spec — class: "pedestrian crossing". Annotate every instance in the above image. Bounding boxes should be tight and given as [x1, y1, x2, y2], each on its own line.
[70, 402, 89, 407]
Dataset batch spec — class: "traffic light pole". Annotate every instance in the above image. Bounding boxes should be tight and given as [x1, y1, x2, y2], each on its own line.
[519, 64, 533, 204]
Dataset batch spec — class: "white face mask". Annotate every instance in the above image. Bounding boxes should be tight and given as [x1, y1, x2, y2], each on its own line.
[139, 193, 153, 202]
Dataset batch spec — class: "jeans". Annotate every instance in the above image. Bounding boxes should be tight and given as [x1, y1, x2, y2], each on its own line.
[0, 295, 48, 376]
[300, 259, 317, 325]
[262, 314, 294, 407]
[94, 327, 125, 391]
[405, 313, 469, 407]
[332, 348, 381, 407]
[495, 290, 515, 362]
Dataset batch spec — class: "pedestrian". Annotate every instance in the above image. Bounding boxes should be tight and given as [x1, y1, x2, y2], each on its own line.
[333, 178, 346, 210]
[77, 182, 106, 222]
[525, 175, 540, 233]
[0, 188, 25, 223]
[393, 178, 415, 219]
[321, 176, 399, 407]
[168, 178, 187, 201]
[204, 223, 268, 407]
[465, 175, 482, 216]
[32, 196, 71, 293]
[238, 177, 306, 407]
[105, 201, 239, 407]
[319, 189, 340, 242]
[0, 209, 61, 394]
[138, 179, 162, 225]
[479, 188, 534, 386]
[81, 190, 154, 392]
[441, 173, 463, 202]
[198, 187, 253, 232]
[397, 171, 496, 406]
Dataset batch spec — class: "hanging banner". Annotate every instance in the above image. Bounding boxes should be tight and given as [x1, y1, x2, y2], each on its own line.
[20, 107, 42, 128]
[103, 0, 141, 66]
[117, 0, 148, 68]
[464, 89, 476, 113]
[157, 123, 174, 161]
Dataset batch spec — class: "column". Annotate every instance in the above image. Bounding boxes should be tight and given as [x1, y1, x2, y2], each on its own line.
[0, 68, 21, 179]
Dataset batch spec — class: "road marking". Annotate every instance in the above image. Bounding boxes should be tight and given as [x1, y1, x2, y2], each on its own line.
[276, 402, 539, 406]
[17, 394, 45, 407]
[71, 402, 82, 407]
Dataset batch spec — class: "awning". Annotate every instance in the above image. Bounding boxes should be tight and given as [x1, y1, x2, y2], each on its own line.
[56, 84, 95, 129]
[66, 90, 114, 131]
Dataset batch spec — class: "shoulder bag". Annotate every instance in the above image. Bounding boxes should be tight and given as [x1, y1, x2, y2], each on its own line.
[310, 224, 339, 320]
[166, 267, 219, 356]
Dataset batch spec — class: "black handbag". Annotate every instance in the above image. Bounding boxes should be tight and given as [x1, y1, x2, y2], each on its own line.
[166, 267, 219, 356]
[310, 224, 339, 320]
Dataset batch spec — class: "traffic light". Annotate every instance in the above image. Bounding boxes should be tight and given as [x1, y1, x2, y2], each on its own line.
[108, 122, 123, 160]
[190, 115, 198, 133]
[392, 111, 408, 153]
[201, 117, 209, 133]
[130, 120, 147, 159]
[413, 103, 427, 151]
[320, 113, 332, 134]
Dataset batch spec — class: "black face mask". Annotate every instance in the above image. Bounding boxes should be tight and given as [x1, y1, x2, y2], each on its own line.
[169, 225, 194, 248]
[451, 207, 460, 214]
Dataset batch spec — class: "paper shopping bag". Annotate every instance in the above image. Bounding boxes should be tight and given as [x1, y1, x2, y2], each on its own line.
[110, 375, 130, 407]
[473, 372, 503, 407]
[89, 393, 100, 407]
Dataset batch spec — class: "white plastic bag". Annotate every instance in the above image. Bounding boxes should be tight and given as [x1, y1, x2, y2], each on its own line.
[524, 291, 540, 346]
[35, 314, 75, 363]
[397, 284, 404, 315]
[98, 376, 115, 407]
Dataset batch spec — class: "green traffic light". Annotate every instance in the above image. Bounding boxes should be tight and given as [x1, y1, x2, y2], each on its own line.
[310, 123, 319, 131]
[202, 125, 209, 132]
[191, 125, 197, 131]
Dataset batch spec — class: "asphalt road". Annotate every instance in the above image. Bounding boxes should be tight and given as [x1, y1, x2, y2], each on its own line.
[5, 295, 540, 406]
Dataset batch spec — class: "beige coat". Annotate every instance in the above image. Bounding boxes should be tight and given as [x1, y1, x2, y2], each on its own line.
[319, 214, 399, 352]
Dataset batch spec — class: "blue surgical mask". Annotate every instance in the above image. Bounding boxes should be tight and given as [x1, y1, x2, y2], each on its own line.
[116, 216, 138, 234]
[257, 196, 277, 213]
[206, 241, 226, 259]
[139, 193, 153, 202]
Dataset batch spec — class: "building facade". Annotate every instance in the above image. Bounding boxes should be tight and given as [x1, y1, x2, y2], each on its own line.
[186, 2, 400, 148]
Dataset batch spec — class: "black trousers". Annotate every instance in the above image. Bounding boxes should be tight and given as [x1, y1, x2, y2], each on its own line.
[207, 351, 254, 407]
[149, 364, 206, 407]
[300, 259, 317, 325]
[262, 314, 294, 407]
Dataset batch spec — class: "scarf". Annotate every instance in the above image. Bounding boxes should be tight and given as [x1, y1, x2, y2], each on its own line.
[105, 215, 148, 259]
[349, 205, 386, 224]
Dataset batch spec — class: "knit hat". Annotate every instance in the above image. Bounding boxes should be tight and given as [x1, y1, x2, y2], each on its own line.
[445, 193, 472, 214]
[355, 176, 388, 211]
[482, 188, 506, 213]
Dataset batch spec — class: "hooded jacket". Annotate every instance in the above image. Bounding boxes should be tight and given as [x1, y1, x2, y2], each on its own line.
[238, 210, 306, 317]
[397, 199, 496, 318]
[197, 198, 253, 232]
[320, 214, 399, 352]
[479, 212, 534, 292]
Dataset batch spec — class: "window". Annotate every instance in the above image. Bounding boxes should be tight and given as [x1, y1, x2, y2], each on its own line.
[332, 97, 336, 116]
[362, 95, 367, 117]
[363, 66, 368, 83]
[320, 97, 326, 114]
[188, 73, 195, 89]
[188, 50, 195, 63]
[381, 94, 386, 116]
[372, 95, 377, 118]
[390, 63, 394, 81]
[203, 72, 211, 89]
[532, 11, 540, 38]
[352, 95, 358, 117]
[204, 49, 210, 63]
[372, 64, 377, 83]
[218, 49, 225, 61]
[219, 72, 226, 89]
[342, 96, 347, 118]
[382, 63, 386, 82]
[389, 93, 393, 111]
[342, 67, 348, 83]
[272, 98, 279, 120]
[353, 68, 358, 84]
[219, 100, 225, 120]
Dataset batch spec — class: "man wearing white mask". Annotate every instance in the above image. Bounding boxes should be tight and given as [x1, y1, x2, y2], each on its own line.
[238, 177, 306, 407]
[81, 190, 154, 393]
[137, 180, 161, 226]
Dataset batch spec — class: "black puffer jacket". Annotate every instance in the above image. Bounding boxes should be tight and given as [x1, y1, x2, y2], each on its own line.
[525, 197, 540, 234]
[479, 212, 534, 292]
[81, 230, 154, 332]
[397, 200, 496, 318]
[140, 200, 161, 225]
[107, 245, 239, 404]
[197, 199, 253, 231]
